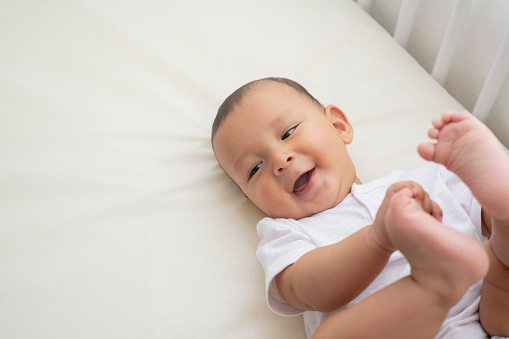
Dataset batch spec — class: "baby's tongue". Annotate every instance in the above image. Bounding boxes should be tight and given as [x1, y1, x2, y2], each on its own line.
[294, 171, 310, 193]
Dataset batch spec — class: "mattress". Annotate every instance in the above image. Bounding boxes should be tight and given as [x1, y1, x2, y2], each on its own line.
[0, 0, 464, 337]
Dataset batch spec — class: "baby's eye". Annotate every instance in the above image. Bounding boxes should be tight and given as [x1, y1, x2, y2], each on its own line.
[249, 163, 261, 179]
[282, 126, 297, 140]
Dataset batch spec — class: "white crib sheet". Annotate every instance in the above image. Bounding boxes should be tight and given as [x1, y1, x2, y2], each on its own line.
[0, 0, 463, 337]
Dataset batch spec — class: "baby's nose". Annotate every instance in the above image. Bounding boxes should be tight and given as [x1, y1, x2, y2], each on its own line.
[275, 155, 294, 174]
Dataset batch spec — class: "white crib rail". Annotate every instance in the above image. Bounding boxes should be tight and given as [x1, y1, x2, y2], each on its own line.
[358, 0, 509, 123]
[430, 0, 472, 86]
[357, 0, 373, 12]
[393, 0, 419, 49]
[472, 27, 509, 121]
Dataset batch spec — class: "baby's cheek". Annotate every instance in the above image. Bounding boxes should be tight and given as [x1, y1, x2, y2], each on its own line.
[251, 187, 277, 214]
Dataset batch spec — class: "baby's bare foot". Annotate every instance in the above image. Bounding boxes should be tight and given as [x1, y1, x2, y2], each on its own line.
[418, 111, 509, 220]
[385, 189, 489, 307]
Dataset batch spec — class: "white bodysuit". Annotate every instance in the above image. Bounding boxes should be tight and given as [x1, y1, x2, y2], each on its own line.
[256, 164, 487, 338]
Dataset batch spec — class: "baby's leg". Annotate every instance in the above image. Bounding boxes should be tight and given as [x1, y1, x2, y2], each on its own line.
[313, 189, 488, 339]
[480, 242, 509, 336]
[418, 111, 509, 336]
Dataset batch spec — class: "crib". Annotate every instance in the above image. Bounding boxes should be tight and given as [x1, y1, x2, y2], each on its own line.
[1, 0, 508, 338]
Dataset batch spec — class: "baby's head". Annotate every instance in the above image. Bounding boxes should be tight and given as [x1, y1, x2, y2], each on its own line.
[212, 77, 360, 219]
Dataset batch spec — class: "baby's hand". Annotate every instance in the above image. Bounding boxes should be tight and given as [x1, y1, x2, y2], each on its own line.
[370, 181, 442, 253]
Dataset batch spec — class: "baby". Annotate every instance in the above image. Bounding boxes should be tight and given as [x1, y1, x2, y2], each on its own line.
[211, 77, 509, 338]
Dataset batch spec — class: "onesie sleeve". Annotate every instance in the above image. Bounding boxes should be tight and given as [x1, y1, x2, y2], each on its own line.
[256, 217, 316, 316]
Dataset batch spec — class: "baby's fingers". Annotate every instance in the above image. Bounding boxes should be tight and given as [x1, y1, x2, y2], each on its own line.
[430, 200, 443, 221]
[409, 184, 441, 219]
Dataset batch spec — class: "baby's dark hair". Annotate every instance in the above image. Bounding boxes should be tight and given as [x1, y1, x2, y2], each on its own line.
[211, 77, 323, 142]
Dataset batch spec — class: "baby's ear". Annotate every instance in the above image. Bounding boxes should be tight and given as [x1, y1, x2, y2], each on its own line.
[325, 105, 354, 144]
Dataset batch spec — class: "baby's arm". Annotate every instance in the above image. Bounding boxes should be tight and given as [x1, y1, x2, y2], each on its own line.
[275, 181, 441, 313]
[275, 222, 392, 312]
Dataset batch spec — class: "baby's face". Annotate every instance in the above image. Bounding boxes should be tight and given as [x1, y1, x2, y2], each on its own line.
[213, 82, 360, 219]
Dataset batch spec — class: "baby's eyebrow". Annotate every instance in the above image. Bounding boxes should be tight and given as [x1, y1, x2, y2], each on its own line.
[271, 112, 289, 129]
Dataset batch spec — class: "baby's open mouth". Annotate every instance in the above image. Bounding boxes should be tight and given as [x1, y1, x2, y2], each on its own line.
[293, 169, 314, 194]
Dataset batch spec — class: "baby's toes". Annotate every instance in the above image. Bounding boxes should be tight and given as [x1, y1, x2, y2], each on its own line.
[418, 143, 437, 162]
[432, 115, 446, 130]
[428, 127, 440, 140]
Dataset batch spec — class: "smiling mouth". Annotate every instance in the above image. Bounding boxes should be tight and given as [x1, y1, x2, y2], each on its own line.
[293, 169, 315, 195]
